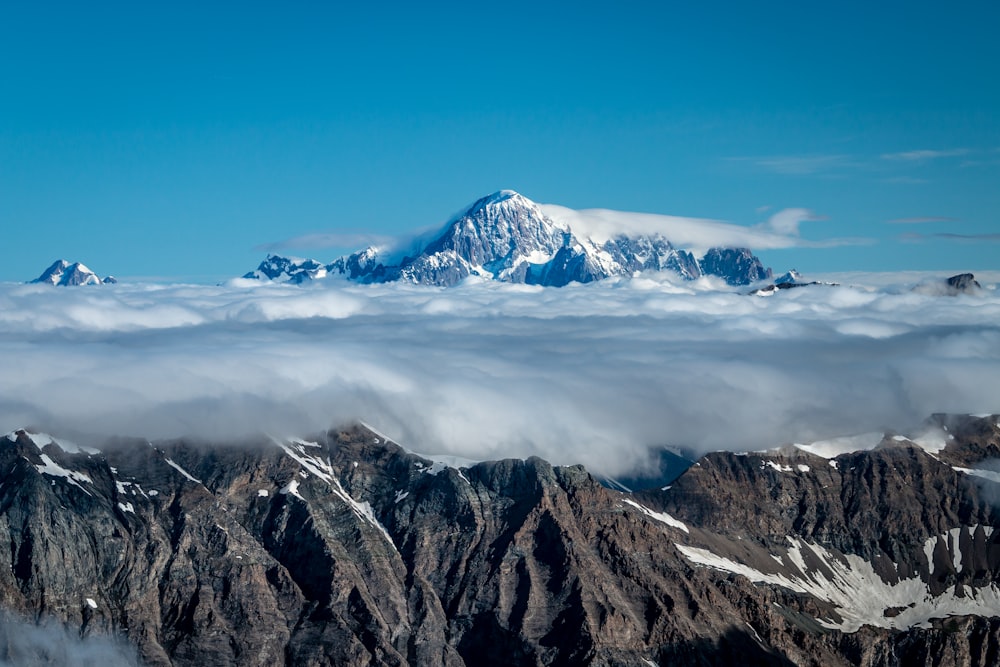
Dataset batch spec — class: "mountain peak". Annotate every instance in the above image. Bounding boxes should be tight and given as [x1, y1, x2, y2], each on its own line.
[30, 259, 104, 286]
[462, 189, 535, 216]
[484, 189, 525, 203]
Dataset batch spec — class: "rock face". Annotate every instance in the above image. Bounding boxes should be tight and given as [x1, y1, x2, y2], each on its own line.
[946, 273, 982, 295]
[245, 191, 771, 288]
[2, 415, 1000, 666]
[242, 255, 331, 284]
[29, 260, 106, 286]
[913, 273, 984, 297]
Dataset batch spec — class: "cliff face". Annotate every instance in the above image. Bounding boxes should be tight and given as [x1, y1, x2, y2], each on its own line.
[1, 415, 1000, 666]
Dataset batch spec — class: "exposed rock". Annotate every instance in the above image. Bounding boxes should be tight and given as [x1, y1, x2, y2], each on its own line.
[1, 416, 1000, 665]
[913, 273, 983, 297]
[946, 273, 982, 295]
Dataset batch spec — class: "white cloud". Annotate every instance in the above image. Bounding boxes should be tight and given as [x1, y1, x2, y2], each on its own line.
[538, 204, 840, 251]
[886, 217, 958, 224]
[752, 154, 854, 175]
[760, 207, 823, 236]
[0, 611, 138, 666]
[1, 274, 999, 477]
[881, 149, 970, 162]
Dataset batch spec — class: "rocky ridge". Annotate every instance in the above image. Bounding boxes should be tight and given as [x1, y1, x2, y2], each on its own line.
[2, 414, 1000, 665]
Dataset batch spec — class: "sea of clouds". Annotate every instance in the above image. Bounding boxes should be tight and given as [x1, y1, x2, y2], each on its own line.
[1, 271, 998, 476]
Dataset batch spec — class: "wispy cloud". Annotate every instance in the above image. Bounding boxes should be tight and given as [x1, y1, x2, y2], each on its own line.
[886, 217, 958, 225]
[899, 232, 1000, 243]
[539, 204, 867, 251]
[882, 176, 930, 185]
[732, 154, 855, 176]
[881, 148, 970, 162]
[0, 611, 138, 666]
[761, 208, 826, 235]
[2, 277, 999, 477]
[933, 232, 1000, 242]
[959, 158, 1000, 168]
[734, 148, 985, 179]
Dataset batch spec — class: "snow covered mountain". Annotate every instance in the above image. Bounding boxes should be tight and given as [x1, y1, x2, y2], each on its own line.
[245, 191, 772, 287]
[241, 255, 330, 284]
[30, 260, 113, 286]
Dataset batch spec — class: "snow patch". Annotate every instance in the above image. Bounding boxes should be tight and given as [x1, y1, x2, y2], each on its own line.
[623, 498, 689, 533]
[274, 437, 395, 547]
[677, 533, 1000, 632]
[21, 432, 100, 455]
[164, 458, 201, 484]
[924, 536, 937, 576]
[279, 478, 303, 500]
[32, 454, 93, 494]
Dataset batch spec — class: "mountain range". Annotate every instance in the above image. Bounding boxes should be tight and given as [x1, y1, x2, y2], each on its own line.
[243, 191, 773, 287]
[2, 415, 1000, 665]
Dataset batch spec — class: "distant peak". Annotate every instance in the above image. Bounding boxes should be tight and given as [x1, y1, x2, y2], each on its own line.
[775, 269, 802, 285]
[30, 259, 104, 286]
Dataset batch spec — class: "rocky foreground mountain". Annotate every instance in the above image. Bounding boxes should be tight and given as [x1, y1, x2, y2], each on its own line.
[2, 415, 1000, 665]
[244, 191, 772, 287]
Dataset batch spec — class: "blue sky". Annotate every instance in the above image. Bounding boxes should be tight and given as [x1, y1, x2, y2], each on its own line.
[2, 1, 998, 283]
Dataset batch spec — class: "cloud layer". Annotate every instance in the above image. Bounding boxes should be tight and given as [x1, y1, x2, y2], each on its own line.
[1, 273, 999, 476]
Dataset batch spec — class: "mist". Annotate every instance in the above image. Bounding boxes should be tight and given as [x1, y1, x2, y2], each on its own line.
[1, 272, 998, 476]
[0, 612, 138, 667]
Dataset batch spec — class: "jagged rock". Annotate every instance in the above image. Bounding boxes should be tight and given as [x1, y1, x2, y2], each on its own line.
[698, 247, 771, 286]
[242, 255, 331, 284]
[913, 273, 984, 297]
[946, 273, 982, 295]
[1, 416, 1000, 665]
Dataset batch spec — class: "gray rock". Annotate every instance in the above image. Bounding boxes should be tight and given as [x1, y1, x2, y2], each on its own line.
[3, 416, 999, 665]
[946, 273, 982, 295]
